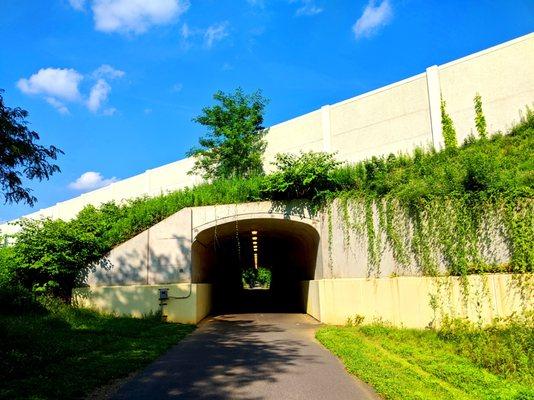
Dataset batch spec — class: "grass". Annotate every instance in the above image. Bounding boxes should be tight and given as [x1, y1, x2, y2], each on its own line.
[316, 323, 534, 400]
[0, 301, 195, 400]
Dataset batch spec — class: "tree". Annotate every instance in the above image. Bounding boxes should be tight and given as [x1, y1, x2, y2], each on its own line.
[12, 218, 107, 301]
[0, 89, 63, 206]
[187, 88, 268, 180]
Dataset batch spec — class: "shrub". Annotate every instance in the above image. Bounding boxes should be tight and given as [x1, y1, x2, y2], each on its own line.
[256, 267, 271, 287]
[261, 152, 345, 201]
[438, 313, 534, 379]
[242, 267, 257, 288]
[12, 218, 107, 301]
[462, 152, 499, 192]
[0, 248, 43, 314]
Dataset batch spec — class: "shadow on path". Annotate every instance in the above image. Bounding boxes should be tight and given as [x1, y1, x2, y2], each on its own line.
[112, 314, 379, 400]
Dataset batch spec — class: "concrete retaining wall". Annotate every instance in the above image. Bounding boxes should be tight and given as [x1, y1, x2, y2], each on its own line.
[301, 275, 530, 328]
[74, 274, 530, 327]
[74, 283, 213, 324]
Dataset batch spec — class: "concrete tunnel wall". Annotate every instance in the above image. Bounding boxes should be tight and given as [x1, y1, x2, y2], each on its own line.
[74, 200, 532, 327]
[77, 201, 325, 323]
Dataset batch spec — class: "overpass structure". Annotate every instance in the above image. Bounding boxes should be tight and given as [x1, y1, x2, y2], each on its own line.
[2, 32, 533, 234]
[4, 33, 534, 326]
[75, 200, 528, 327]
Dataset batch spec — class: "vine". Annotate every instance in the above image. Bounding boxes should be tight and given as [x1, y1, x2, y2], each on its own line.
[474, 93, 487, 139]
[441, 96, 458, 149]
[325, 192, 533, 317]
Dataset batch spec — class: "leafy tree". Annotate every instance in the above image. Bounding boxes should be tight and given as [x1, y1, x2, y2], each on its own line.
[440, 97, 458, 149]
[0, 89, 63, 206]
[12, 218, 107, 301]
[188, 88, 268, 180]
[474, 93, 488, 139]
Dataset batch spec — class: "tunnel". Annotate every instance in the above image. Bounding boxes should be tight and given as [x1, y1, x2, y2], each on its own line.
[191, 218, 321, 314]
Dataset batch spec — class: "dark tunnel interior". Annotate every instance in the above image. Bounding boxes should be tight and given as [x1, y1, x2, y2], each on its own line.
[192, 218, 321, 314]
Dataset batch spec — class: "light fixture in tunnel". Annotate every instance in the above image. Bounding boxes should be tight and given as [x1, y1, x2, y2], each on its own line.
[251, 230, 258, 235]
[252, 236, 257, 241]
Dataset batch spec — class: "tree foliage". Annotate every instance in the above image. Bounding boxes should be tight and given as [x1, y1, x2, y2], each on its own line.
[0, 89, 63, 206]
[187, 88, 268, 180]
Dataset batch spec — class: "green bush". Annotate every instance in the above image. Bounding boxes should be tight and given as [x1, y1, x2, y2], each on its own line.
[241, 267, 271, 288]
[462, 152, 500, 192]
[0, 247, 43, 314]
[256, 267, 271, 287]
[12, 218, 107, 301]
[242, 267, 257, 288]
[438, 313, 534, 380]
[261, 152, 346, 200]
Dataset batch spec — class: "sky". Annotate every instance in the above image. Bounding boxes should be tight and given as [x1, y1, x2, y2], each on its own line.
[1, 0, 533, 222]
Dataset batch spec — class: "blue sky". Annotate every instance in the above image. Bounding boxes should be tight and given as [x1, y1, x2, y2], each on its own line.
[1, 0, 532, 221]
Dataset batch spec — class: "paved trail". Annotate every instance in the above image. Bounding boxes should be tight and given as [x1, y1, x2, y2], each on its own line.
[112, 313, 379, 400]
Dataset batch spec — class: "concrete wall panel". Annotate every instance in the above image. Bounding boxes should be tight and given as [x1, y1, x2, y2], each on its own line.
[440, 35, 534, 144]
[301, 275, 530, 328]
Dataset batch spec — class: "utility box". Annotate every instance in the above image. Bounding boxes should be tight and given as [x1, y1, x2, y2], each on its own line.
[158, 288, 169, 301]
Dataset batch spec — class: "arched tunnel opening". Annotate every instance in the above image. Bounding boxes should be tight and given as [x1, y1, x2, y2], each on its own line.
[192, 218, 321, 314]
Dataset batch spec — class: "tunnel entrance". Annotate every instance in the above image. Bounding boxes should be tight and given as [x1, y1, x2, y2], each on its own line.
[192, 218, 321, 314]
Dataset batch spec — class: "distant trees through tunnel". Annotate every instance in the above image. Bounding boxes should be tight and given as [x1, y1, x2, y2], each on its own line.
[192, 218, 321, 314]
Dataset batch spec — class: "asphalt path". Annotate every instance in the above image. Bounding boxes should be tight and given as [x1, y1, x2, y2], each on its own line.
[111, 313, 380, 400]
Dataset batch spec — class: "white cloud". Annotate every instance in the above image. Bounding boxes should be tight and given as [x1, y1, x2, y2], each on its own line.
[17, 64, 123, 115]
[69, 171, 118, 191]
[180, 21, 229, 49]
[92, 64, 125, 79]
[102, 107, 117, 116]
[69, 0, 86, 11]
[353, 0, 393, 39]
[294, 0, 323, 16]
[204, 21, 229, 48]
[45, 97, 69, 114]
[79, 0, 191, 34]
[180, 22, 193, 39]
[87, 79, 111, 113]
[17, 68, 83, 102]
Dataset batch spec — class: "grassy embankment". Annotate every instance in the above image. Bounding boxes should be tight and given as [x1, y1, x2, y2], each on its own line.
[0, 301, 194, 400]
[317, 316, 533, 400]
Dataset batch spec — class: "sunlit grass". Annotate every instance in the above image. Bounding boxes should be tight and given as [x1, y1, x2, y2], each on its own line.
[317, 323, 533, 400]
[0, 302, 195, 399]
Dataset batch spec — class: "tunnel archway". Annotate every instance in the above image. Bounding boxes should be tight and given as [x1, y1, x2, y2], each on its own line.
[192, 218, 321, 314]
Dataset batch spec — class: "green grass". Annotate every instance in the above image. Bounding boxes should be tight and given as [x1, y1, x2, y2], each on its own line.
[316, 324, 534, 400]
[0, 302, 195, 400]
